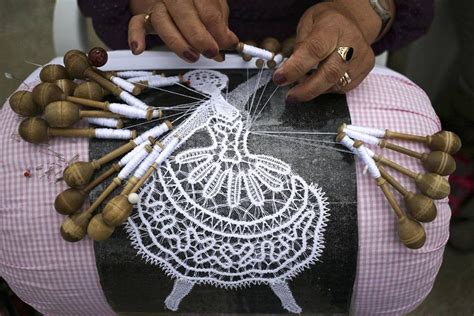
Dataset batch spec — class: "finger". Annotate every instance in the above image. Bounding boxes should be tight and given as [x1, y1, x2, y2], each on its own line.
[286, 50, 347, 102]
[273, 27, 339, 86]
[128, 15, 147, 55]
[163, 0, 219, 58]
[150, 2, 200, 63]
[328, 48, 375, 94]
[194, 0, 238, 49]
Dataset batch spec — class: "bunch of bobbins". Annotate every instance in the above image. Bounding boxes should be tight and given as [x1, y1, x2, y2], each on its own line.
[352, 141, 427, 249]
[55, 124, 170, 215]
[94, 68, 143, 96]
[63, 50, 153, 112]
[337, 122, 461, 248]
[338, 124, 457, 176]
[61, 141, 158, 242]
[33, 83, 161, 122]
[62, 121, 172, 188]
[236, 37, 295, 69]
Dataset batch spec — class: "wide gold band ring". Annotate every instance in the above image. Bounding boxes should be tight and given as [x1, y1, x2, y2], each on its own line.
[339, 72, 352, 87]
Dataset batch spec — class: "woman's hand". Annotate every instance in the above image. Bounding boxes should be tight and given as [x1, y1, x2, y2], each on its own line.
[273, 1, 387, 103]
[128, 0, 238, 62]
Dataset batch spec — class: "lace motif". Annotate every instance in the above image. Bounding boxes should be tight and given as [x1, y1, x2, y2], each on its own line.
[126, 70, 330, 313]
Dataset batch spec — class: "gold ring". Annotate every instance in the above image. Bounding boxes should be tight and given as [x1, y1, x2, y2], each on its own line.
[339, 72, 352, 87]
[144, 12, 153, 26]
[337, 47, 354, 62]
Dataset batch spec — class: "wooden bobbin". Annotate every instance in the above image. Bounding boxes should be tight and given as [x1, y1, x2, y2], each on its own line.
[242, 40, 257, 62]
[384, 130, 462, 155]
[43, 101, 118, 128]
[63, 140, 137, 188]
[18, 117, 135, 144]
[74, 81, 108, 101]
[377, 177, 426, 249]
[55, 79, 77, 96]
[101, 177, 139, 227]
[378, 165, 437, 222]
[352, 141, 426, 249]
[39, 64, 70, 83]
[54, 164, 119, 215]
[63, 50, 123, 96]
[260, 37, 281, 68]
[281, 36, 296, 57]
[61, 176, 121, 242]
[378, 140, 456, 176]
[32, 82, 110, 111]
[373, 154, 451, 200]
[95, 68, 142, 96]
[9, 90, 40, 117]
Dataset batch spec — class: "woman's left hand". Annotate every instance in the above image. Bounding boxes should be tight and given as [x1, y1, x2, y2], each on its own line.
[273, 1, 383, 103]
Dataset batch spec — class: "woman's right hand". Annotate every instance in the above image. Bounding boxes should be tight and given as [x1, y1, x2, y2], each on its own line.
[128, 0, 239, 62]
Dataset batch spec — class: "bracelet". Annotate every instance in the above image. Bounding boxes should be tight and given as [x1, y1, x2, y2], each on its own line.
[369, 0, 392, 41]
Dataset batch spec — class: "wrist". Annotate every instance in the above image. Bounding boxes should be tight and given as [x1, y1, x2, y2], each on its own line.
[331, 0, 394, 44]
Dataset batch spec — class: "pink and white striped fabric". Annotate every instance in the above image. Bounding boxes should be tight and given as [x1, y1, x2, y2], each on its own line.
[0, 56, 449, 315]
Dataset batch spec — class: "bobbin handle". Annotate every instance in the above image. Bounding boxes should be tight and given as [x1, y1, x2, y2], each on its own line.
[384, 130, 427, 143]
[121, 177, 139, 195]
[84, 177, 122, 215]
[378, 165, 409, 197]
[48, 127, 96, 138]
[84, 68, 123, 96]
[130, 162, 157, 193]
[379, 140, 423, 159]
[373, 155, 418, 179]
[94, 140, 137, 167]
[65, 96, 108, 110]
[81, 163, 121, 194]
[78, 111, 122, 119]
[376, 177, 405, 219]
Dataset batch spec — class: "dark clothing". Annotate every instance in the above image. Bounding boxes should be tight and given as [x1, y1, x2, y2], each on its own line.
[78, 0, 434, 55]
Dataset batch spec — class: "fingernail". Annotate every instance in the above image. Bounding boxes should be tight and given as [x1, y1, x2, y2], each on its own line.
[273, 72, 287, 85]
[183, 49, 199, 62]
[203, 48, 218, 59]
[213, 52, 225, 62]
[285, 95, 299, 105]
[130, 41, 138, 54]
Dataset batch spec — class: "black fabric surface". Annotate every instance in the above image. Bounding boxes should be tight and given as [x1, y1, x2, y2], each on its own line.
[90, 69, 357, 314]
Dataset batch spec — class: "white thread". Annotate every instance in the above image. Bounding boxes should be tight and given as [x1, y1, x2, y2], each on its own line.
[116, 71, 154, 78]
[128, 74, 164, 83]
[108, 103, 149, 119]
[119, 142, 149, 166]
[119, 91, 150, 110]
[147, 76, 181, 88]
[133, 144, 163, 178]
[94, 128, 133, 139]
[118, 145, 151, 179]
[344, 128, 380, 145]
[134, 122, 170, 145]
[110, 76, 138, 94]
[241, 44, 274, 60]
[355, 145, 381, 179]
[273, 54, 284, 65]
[84, 117, 121, 128]
[346, 124, 386, 138]
[155, 136, 179, 165]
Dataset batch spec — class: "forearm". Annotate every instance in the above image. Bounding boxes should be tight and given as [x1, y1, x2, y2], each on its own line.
[331, 0, 396, 44]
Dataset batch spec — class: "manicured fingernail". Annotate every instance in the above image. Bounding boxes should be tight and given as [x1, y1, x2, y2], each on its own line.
[203, 48, 218, 59]
[183, 49, 199, 62]
[213, 52, 225, 62]
[130, 41, 138, 54]
[285, 95, 299, 105]
[273, 72, 287, 85]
